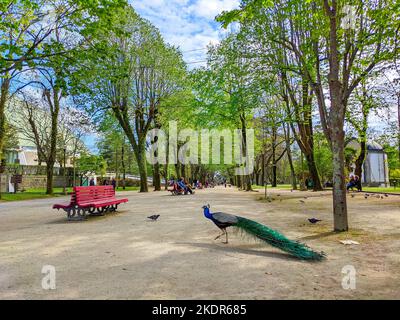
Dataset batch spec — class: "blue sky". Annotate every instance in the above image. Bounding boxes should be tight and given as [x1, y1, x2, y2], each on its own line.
[131, 0, 240, 67]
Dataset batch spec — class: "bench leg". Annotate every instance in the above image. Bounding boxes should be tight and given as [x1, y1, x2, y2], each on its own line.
[90, 207, 106, 217]
[66, 207, 87, 221]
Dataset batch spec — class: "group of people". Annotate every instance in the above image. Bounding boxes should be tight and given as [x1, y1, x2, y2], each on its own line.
[169, 177, 195, 195]
[347, 173, 362, 192]
[89, 178, 117, 190]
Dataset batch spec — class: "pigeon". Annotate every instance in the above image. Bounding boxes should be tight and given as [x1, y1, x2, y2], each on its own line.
[148, 215, 160, 221]
[308, 218, 322, 224]
[385, 194, 389, 198]
[351, 194, 355, 198]
[300, 200, 305, 204]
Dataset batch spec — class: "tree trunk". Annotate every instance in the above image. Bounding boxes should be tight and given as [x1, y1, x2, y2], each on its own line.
[236, 175, 241, 189]
[397, 94, 400, 162]
[181, 164, 185, 179]
[153, 164, 161, 191]
[163, 164, 169, 190]
[272, 164, 277, 188]
[305, 153, 323, 192]
[331, 129, 349, 231]
[355, 140, 366, 180]
[45, 89, 60, 195]
[284, 124, 297, 190]
[0, 78, 10, 160]
[46, 162, 55, 195]
[136, 142, 148, 193]
[261, 153, 265, 186]
[174, 163, 180, 180]
[115, 147, 119, 189]
[240, 114, 252, 191]
[121, 145, 126, 190]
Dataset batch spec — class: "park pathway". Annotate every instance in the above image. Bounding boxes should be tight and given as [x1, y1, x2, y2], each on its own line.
[0, 187, 399, 299]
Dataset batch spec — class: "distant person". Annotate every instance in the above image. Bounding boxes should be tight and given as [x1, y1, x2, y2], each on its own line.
[89, 178, 95, 186]
[184, 178, 195, 194]
[178, 178, 193, 195]
[111, 178, 117, 191]
[346, 175, 360, 192]
[354, 175, 362, 192]
[347, 175, 362, 192]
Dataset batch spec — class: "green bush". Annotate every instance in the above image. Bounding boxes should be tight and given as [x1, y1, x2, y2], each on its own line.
[390, 169, 400, 180]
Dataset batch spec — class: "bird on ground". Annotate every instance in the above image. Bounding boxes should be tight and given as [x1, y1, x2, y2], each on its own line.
[299, 200, 305, 204]
[148, 215, 160, 221]
[351, 194, 355, 198]
[202, 205, 325, 261]
[385, 194, 389, 197]
[308, 218, 322, 224]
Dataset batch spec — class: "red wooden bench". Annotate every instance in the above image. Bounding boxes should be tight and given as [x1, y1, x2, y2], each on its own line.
[53, 186, 128, 221]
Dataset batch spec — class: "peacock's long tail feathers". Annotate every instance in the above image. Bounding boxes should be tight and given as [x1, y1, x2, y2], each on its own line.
[234, 217, 326, 261]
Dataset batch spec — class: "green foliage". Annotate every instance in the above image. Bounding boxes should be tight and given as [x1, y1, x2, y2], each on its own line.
[2, 121, 19, 152]
[76, 154, 107, 176]
[390, 169, 400, 180]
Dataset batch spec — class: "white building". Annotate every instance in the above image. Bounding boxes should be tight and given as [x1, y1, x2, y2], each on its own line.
[348, 140, 389, 187]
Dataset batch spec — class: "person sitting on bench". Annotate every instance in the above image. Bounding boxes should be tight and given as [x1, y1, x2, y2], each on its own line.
[178, 178, 193, 195]
[347, 175, 362, 192]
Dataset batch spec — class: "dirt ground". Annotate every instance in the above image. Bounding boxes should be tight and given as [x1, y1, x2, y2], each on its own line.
[0, 187, 399, 300]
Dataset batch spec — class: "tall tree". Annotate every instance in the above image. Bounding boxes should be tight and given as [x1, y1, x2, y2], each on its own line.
[0, 0, 126, 161]
[218, 0, 400, 231]
[77, 6, 186, 192]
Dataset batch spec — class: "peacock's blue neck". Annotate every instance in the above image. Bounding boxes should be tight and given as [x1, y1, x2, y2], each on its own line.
[203, 208, 213, 220]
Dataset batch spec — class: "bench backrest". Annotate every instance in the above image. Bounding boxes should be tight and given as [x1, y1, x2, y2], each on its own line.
[73, 186, 116, 205]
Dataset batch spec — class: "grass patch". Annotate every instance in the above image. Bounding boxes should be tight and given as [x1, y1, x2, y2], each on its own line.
[362, 187, 400, 194]
[116, 186, 140, 192]
[0, 186, 140, 202]
[0, 192, 66, 202]
[297, 224, 397, 243]
[252, 184, 294, 190]
[0, 187, 72, 202]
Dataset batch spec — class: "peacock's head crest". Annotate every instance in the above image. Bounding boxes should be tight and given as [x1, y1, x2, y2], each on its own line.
[202, 204, 210, 210]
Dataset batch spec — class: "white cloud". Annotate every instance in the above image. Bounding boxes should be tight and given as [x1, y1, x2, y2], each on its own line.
[188, 0, 240, 20]
[130, 0, 240, 67]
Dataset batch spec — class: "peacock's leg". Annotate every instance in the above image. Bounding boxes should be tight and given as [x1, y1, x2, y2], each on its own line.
[223, 230, 229, 244]
[215, 231, 224, 240]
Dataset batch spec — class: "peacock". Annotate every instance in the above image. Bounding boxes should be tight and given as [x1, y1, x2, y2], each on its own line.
[202, 205, 325, 261]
